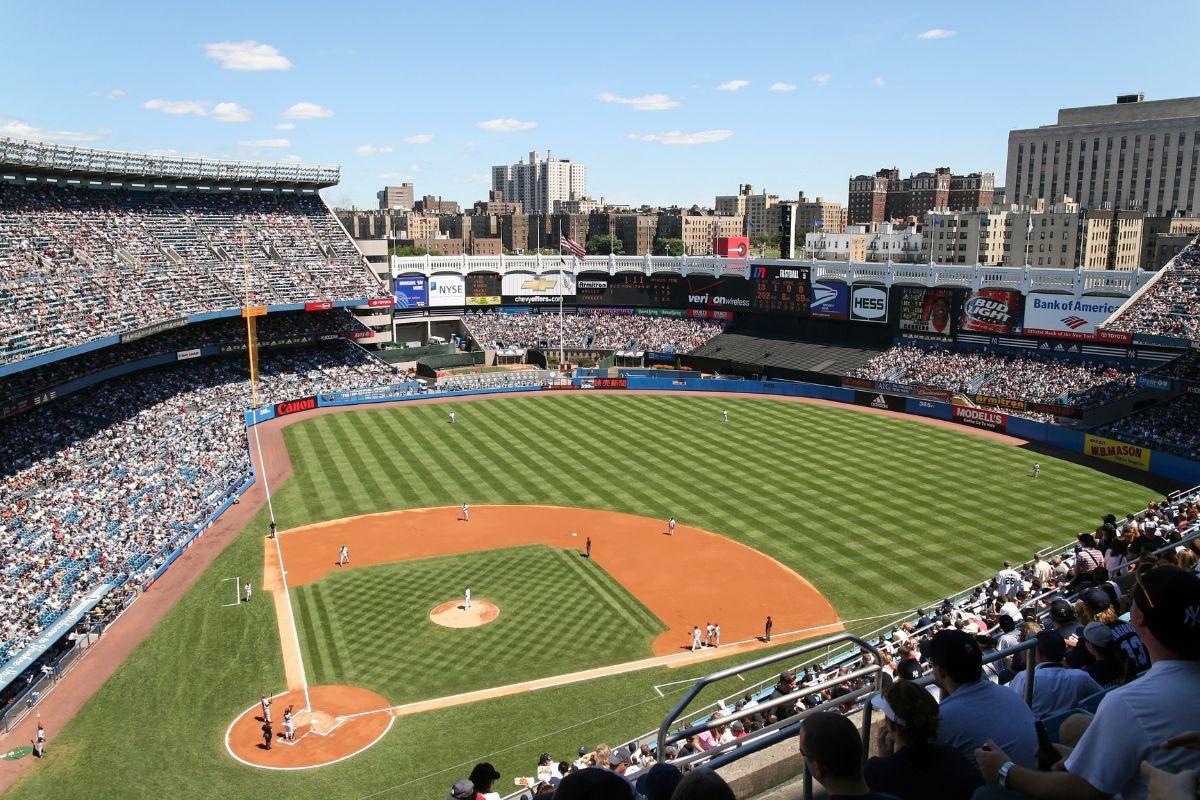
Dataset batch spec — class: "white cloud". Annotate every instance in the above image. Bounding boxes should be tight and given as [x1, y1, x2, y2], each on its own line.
[210, 102, 251, 123]
[715, 80, 750, 92]
[810, 73, 832, 87]
[239, 138, 290, 148]
[146, 148, 179, 156]
[872, 76, 887, 87]
[403, 133, 434, 144]
[476, 118, 538, 132]
[279, 154, 303, 163]
[91, 89, 126, 100]
[204, 40, 292, 71]
[377, 172, 413, 180]
[142, 99, 250, 122]
[275, 123, 295, 130]
[0, 116, 106, 143]
[628, 129, 733, 146]
[917, 28, 955, 39]
[282, 101, 334, 120]
[769, 82, 797, 92]
[455, 172, 488, 183]
[596, 91, 681, 111]
[355, 144, 394, 156]
[143, 98, 209, 116]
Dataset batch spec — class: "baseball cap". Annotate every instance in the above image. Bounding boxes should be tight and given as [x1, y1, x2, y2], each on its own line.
[1080, 588, 1113, 615]
[448, 779, 475, 800]
[538, 752, 553, 764]
[555, 767, 636, 800]
[469, 763, 500, 784]
[896, 659, 923, 680]
[1083, 621, 1115, 649]
[1034, 629, 1067, 663]
[1132, 567, 1200, 659]
[607, 753, 626, 768]
[926, 629, 983, 681]
[634, 763, 683, 800]
[1049, 598, 1076, 623]
[578, 746, 588, 756]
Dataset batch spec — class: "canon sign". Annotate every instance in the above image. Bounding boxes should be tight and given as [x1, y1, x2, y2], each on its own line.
[850, 286, 888, 322]
[274, 396, 317, 417]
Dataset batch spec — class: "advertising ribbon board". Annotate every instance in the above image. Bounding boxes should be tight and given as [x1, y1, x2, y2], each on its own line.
[1084, 434, 1150, 471]
[393, 276, 429, 309]
[1021, 293, 1127, 341]
[952, 405, 1007, 431]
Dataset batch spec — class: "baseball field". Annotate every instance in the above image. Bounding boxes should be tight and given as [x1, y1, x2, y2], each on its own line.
[1, 393, 1158, 799]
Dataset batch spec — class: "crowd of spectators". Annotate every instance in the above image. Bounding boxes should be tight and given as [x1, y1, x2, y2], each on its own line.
[0, 182, 385, 365]
[849, 346, 1139, 411]
[0, 341, 397, 663]
[463, 311, 725, 353]
[1107, 241, 1200, 341]
[1095, 394, 1200, 459]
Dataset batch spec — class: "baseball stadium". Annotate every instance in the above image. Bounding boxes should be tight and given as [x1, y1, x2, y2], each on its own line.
[1, 134, 1199, 800]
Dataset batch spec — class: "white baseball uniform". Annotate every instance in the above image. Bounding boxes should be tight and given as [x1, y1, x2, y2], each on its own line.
[449, 410, 456, 424]
[339, 546, 349, 566]
[464, 587, 472, 610]
[691, 627, 701, 652]
[261, 697, 272, 723]
[461, 503, 469, 521]
[668, 518, 676, 535]
[722, 410, 728, 423]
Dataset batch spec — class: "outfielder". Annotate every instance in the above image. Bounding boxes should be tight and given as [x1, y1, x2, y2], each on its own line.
[464, 587, 472, 610]
[449, 409, 457, 424]
[338, 545, 349, 567]
[722, 409, 729, 423]
[667, 517, 676, 536]
[1033, 463, 1040, 478]
[461, 502, 470, 522]
[243, 580, 253, 603]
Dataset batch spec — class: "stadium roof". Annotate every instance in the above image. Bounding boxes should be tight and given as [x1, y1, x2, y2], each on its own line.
[0, 136, 340, 188]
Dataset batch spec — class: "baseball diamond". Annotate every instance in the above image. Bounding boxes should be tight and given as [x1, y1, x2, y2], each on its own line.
[1, 392, 1158, 799]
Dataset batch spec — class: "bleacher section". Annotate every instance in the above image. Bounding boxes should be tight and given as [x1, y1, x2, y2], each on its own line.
[687, 333, 885, 377]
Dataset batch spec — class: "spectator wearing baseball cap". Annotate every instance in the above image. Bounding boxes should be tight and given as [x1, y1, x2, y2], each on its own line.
[975, 566, 1200, 799]
[447, 779, 474, 800]
[1080, 622, 1131, 689]
[552, 766, 634, 800]
[468, 763, 501, 800]
[926, 630, 1037, 768]
[865, 680, 983, 800]
[634, 762, 682, 800]
[1006, 630, 1102, 720]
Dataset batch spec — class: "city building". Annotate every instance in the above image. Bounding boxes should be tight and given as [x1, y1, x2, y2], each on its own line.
[614, 214, 658, 255]
[336, 209, 407, 239]
[804, 222, 924, 263]
[396, 237, 464, 256]
[413, 195, 461, 214]
[556, 197, 602, 214]
[715, 184, 780, 239]
[655, 210, 744, 255]
[1143, 215, 1200, 268]
[847, 167, 995, 224]
[779, 193, 848, 258]
[1006, 94, 1200, 216]
[377, 183, 414, 211]
[491, 150, 586, 215]
[1082, 208, 1144, 270]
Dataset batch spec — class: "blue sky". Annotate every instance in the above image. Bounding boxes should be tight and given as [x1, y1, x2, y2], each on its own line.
[4, 0, 1198, 209]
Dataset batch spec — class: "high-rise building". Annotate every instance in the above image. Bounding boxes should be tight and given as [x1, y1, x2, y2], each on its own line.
[491, 150, 586, 215]
[715, 184, 779, 238]
[848, 168, 994, 224]
[377, 183, 414, 211]
[1006, 94, 1200, 216]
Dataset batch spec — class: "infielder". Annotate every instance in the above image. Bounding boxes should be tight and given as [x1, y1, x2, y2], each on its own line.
[722, 409, 729, 423]
[338, 545, 350, 567]
[243, 580, 253, 603]
[260, 694, 272, 724]
[690, 626, 702, 652]
[461, 502, 470, 522]
[705, 623, 715, 647]
[1033, 463, 1040, 478]
[714, 622, 721, 648]
[585, 537, 592, 558]
[449, 409, 457, 424]
[667, 517, 676, 536]
[464, 587, 472, 610]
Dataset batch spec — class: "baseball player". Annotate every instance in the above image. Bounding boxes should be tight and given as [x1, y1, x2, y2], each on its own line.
[667, 517, 676, 536]
[338, 545, 350, 567]
[585, 537, 592, 558]
[260, 694, 272, 724]
[1033, 463, 1040, 478]
[262, 721, 273, 751]
[268, 520, 277, 539]
[283, 706, 296, 742]
[461, 502, 470, 522]
[690, 626, 702, 652]
[764, 615, 773, 643]
[449, 409, 457, 424]
[243, 580, 252, 603]
[705, 623, 715, 647]
[722, 409, 729, 423]
[31, 721, 45, 758]
[464, 587, 472, 610]
[714, 622, 721, 648]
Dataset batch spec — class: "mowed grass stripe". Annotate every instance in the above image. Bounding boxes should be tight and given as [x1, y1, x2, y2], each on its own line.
[550, 547, 664, 634]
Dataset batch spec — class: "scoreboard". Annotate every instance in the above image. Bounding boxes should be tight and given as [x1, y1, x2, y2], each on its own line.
[465, 273, 501, 306]
[750, 265, 811, 314]
[576, 272, 682, 307]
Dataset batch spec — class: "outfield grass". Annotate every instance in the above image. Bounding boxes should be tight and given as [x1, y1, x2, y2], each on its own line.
[294, 545, 664, 703]
[5, 394, 1158, 800]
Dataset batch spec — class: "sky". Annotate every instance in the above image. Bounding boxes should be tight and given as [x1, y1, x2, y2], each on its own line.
[3, 0, 1198, 210]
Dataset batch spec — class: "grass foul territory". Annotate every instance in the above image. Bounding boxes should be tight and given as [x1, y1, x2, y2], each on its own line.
[5, 394, 1157, 800]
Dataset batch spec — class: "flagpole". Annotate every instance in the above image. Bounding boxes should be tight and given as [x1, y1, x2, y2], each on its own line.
[557, 220, 565, 370]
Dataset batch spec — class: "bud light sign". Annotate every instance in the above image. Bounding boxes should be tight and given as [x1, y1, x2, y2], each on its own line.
[960, 289, 1021, 334]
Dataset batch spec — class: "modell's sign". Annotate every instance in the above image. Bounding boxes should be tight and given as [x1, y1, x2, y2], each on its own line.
[952, 405, 1007, 431]
[274, 396, 317, 417]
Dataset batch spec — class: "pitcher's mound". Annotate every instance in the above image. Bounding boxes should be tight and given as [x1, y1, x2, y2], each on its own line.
[429, 599, 499, 628]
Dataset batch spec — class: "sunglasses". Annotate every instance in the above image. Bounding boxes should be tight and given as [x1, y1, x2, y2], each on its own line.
[1134, 567, 1157, 610]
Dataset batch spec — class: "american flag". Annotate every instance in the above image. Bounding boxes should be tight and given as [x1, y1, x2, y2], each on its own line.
[560, 234, 586, 260]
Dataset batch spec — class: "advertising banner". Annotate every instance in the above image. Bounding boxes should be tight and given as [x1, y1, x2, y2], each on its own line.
[1095, 328, 1134, 345]
[501, 272, 577, 304]
[121, 317, 187, 343]
[367, 298, 393, 308]
[465, 273, 501, 306]
[393, 276, 428, 309]
[850, 285, 888, 323]
[959, 288, 1021, 334]
[686, 308, 736, 321]
[1021, 293, 1127, 340]
[176, 348, 201, 361]
[305, 300, 334, 312]
[428, 274, 466, 307]
[684, 274, 754, 311]
[635, 308, 685, 318]
[953, 405, 1008, 431]
[853, 390, 906, 411]
[587, 377, 627, 390]
[899, 287, 955, 336]
[973, 393, 1028, 412]
[750, 265, 811, 315]
[714, 236, 750, 258]
[842, 376, 875, 390]
[809, 281, 849, 319]
[1085, 434, 1151, 471]
[273, 396, 317, 417]
[876, 380, 913, 396]
[1137, 375, 1174, 391]
[914, 385, 954, 403]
